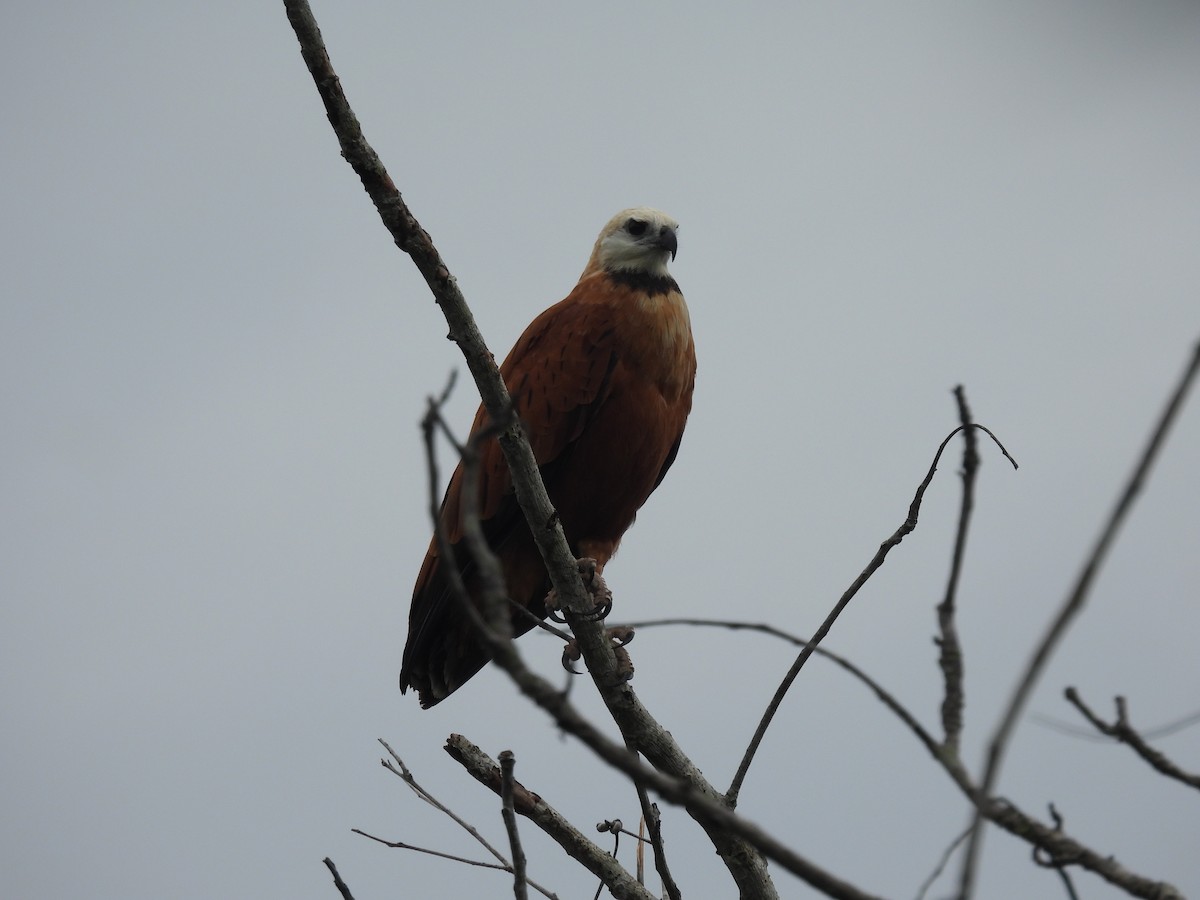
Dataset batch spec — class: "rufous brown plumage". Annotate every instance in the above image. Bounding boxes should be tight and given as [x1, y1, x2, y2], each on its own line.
[401, 208, 696, 707]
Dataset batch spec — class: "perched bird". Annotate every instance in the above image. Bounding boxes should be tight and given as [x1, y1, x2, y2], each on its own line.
[401, 208, 696, 707]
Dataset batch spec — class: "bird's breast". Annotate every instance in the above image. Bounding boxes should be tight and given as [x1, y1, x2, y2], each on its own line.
[625, 290, 695, 399]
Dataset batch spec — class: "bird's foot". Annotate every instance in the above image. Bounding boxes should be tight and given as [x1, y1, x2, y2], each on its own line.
[561, 625, 635, 682]
[545, 557, 613, 623]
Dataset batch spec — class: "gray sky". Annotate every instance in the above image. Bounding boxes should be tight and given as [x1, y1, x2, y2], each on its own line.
[2, 2, 1198, 898]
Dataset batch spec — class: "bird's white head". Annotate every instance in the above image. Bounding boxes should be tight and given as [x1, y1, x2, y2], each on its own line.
[585, 207, 680, 278]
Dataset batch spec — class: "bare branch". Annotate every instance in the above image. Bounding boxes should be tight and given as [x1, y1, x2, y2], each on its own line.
[499, 751, 530, 900]
[446, 735, 657, 900]
[981, 795, 1182, 899]
[322, 857, 355, 900]
[353, 829, 510, 869]
[960, 339, 1200, 899]
[352, 829, 560, 898]
[725, 421, 1016, 807]
[377, 739, 512, 869]
[368, 742, 562, 900]
[1065, 689, 1200, 791]
[935, 386, 978, 754]
[1031, 805, 1080, 900]
[914, 827, 970, 900]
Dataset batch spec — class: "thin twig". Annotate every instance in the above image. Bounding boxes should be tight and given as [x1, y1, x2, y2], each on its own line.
[637, 816, 646, 885]
[353, 828, 562, 898]
[936, 387, 978, 754]
[959, 340, 1200, 899]
[446, 735, 656, 900]
[377, 739, 511, 868]
[354, 829, 512, 869]
[1064, 689, 1200, 791]
[725, 422, 1016, 808]
[322, 857, 355, 900]
[914, 827, 970, 900]
[625, 747, 682, 900]
[621, 617, 949, 767]
[367, 742, 562, 900]
[500, 751, 530, 900]
[597, 819, 648, 843]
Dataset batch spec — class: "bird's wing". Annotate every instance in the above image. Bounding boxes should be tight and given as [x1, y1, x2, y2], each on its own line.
[442, 291, 620, 544]
[401, 291, 620, 700]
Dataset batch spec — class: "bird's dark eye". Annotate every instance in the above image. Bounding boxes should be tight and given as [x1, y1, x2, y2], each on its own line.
[626, 219, 647, 236]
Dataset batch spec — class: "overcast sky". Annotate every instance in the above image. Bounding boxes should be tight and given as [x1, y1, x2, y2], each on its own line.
[3, 3, 1198, 899]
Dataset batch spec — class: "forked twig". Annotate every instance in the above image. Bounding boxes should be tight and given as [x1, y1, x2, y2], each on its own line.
[446, 735, 656, 900]
[1064, 689, 1200, 791]
[369, 740, 560, 899]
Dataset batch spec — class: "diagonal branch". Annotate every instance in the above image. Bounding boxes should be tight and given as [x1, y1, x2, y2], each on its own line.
[725, 421, 1015, 808]
[958, 339, 1200, 899]
[283, 0, 603, 634]
[447, 735, 656, 900]
[367, 740, 561, 899]
[323, 858, 355, 900]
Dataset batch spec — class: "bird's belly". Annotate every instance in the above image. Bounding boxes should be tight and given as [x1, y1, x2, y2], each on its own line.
[545, 390, 679, 561]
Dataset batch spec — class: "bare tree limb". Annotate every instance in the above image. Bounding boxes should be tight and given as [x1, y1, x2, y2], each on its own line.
[446, 735, 657, 900]
[959, 339, 1200, 899]
[368, 741, 562, 900]
[1064, 689, 1200, 791]
[725, 421, 1016, 808]
[353, 830, 510, 870]
[351, 829, 560, 899]
[322, 857, 355, 900]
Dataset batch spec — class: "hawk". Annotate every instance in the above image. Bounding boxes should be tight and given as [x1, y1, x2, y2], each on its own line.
[401, 208, 696, 707]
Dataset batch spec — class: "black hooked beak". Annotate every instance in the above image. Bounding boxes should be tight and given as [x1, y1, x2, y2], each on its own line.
[657, 227, 678, 261]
